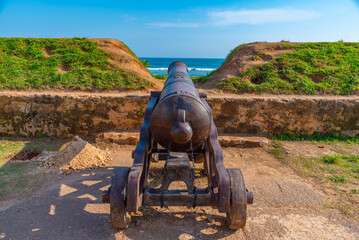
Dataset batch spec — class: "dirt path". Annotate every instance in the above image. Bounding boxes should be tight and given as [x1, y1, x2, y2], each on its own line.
[1, 90, 359, 100]
[0, 145, 358, 240]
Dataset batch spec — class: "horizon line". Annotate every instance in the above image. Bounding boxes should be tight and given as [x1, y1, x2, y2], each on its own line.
[139, 57, 226, 59]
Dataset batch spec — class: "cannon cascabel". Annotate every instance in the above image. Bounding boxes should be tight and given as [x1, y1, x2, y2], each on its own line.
[150, 61, 211, 152]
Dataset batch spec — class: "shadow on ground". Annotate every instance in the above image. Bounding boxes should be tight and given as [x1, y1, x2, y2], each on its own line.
[1, 141, 359, 240]
[0, 166, 239, 240]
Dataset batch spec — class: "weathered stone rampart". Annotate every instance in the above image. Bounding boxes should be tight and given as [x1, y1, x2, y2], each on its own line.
[1, 92, 358, 137]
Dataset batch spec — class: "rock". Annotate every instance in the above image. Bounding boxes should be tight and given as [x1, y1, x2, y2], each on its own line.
[95, 132, 140, 145]
[218, 136, 269, 148]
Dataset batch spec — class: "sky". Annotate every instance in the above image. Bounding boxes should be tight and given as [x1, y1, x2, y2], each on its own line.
[0, 0, 359, 58]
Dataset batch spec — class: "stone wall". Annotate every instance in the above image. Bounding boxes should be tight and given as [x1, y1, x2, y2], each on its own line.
[0, 93, 148, 138]
[1, 92, 359, 137]
[210, 97, 359, 136]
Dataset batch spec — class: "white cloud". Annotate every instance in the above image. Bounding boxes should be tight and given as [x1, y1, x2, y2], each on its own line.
[147, 22, 200, 28]
[209, 8, 317, 25]
[123, 14, 137, 22]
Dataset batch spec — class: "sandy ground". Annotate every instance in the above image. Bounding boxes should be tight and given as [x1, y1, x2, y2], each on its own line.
[2, 90, 359, 100]
[0, 143, 358, 240]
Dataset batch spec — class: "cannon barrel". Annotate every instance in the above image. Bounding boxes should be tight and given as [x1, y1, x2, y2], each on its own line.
[150, 61, 211, 152]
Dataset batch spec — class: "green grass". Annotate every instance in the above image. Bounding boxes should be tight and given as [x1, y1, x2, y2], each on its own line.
[322, 155, 341, 164]
[329, 175, 346, 183]
[154, 74, 167, 80]
[268, 141, 286, 161]
[270, 133, 359, 143]
[219, 42, 359, 95]
[268, 142, 359, 185]
[313, 154, 359, 184]
[191, 70, 217, 83]
[153, 72, 217, 84]
[0, 37, 151, 91]
[225, 44, 246, 62]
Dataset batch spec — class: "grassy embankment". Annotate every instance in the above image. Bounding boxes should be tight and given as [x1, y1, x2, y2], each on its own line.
[219, 42, 359, 95]
[0, 37, 151, 91]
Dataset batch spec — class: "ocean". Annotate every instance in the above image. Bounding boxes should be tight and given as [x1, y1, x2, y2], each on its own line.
[140, 58, 225, 77]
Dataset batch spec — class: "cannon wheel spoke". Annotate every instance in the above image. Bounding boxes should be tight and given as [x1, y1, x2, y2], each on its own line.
[110, 167, 131, 229]
[226, 168, 247, 229]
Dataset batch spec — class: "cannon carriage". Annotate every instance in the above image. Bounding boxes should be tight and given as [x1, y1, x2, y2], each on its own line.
[102, 61, 253, 229]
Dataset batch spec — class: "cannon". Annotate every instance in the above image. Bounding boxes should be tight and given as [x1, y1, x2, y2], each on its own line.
[102, 61, 253, 229]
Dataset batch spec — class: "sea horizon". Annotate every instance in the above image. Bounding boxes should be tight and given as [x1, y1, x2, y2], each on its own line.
[140, 57, 225, 77]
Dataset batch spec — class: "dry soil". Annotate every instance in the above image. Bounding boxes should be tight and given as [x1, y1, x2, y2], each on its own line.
[0, 143, 358, 240]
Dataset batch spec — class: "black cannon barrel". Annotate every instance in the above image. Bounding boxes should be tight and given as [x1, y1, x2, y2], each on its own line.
[150, 61, 211, 152]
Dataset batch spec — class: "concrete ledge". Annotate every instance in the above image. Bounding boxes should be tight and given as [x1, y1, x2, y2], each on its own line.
[95, 131, 269, 148]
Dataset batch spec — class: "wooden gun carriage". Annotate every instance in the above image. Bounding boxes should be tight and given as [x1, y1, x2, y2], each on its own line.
[102, 61, 253, 229]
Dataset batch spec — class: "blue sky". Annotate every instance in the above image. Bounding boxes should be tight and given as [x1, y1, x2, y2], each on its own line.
[0, 0, 359, 58]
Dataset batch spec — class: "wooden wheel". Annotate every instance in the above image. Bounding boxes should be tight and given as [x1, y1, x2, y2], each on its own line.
[110, 167, 131, 229]
[226, 168, 247, 229]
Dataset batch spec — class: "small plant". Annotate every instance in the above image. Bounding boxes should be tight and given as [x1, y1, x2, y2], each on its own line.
[342, 155, 359, 162]
[154, 74, 167, 80]
[352, 166, 359, 173]
[322, 155, 340, 164]
[38, 133, 46, 139]
[343, 163, 351, 168]
[141, 59, 151, 68]
[328, 175, 346, 183]
[304, 159, 313, 169]
[320, 165, 333, 172]
[251, 55, 262, 61]
[137, 111, 145, 117]
[350, 189, 359, 194]
[268, 141, 286, 161]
